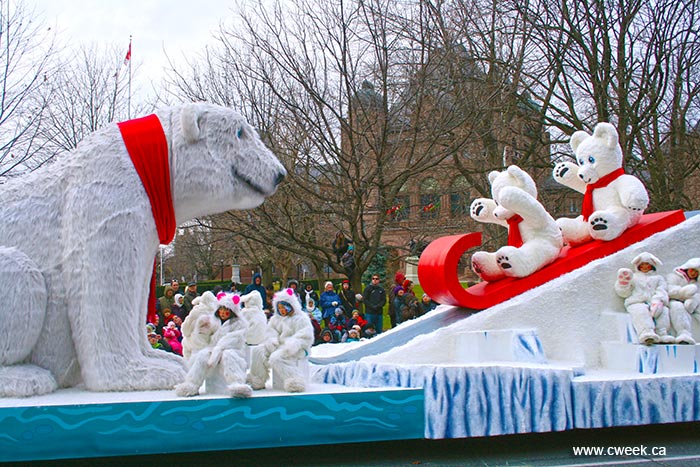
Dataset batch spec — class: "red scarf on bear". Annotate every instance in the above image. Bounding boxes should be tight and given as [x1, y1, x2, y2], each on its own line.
[118, 114, 175, 324]
[581, 168, 625, 221]
[507, 214, 524, 247]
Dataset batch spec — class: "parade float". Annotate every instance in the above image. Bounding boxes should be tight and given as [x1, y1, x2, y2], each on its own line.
[1, 114, 699, 462]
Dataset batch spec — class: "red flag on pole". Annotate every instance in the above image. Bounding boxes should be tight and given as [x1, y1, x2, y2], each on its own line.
[123, 40, 132, 66]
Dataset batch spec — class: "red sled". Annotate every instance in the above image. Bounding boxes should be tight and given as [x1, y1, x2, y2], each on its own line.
[418, 210, 686, 310]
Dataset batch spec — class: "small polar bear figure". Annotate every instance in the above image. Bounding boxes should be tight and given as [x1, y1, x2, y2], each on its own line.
[666, 258, 700, 345]
[181, 291, 220, 361]
[470, 165, 563, 282]
[240, 291, 268, 345]
[248, 288, 314, 393]
[553, 122, 649, 246]
[614, 252, 674, 345]
[175, 294, 253, 398]
[0, 102, 286, 397]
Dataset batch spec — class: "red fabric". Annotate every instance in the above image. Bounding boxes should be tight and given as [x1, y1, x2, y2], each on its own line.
[581, 168, 625, 221]
[506, 214, 524, 247]
[118, 114, 175, 325]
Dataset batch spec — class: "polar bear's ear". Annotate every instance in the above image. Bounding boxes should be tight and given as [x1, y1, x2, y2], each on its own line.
[181, 103, 207, 143]
[569, 130, 589, 152]
[488, 171, 500, 184]
[592, 122, 619, 149]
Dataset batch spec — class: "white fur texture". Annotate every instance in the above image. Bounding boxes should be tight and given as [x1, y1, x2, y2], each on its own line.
[240, 291, 268, 345]
[0, 103, 286, 397]
[666, 258, 700, 344]
[614, 254, 673, 345]
[248, 288, 314, 392]
[470, 165, 563, 281]
[175, 296, 252, 398]
[553, 122, 649, 245]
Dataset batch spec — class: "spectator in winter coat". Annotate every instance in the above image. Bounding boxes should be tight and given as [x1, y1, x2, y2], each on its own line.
[388, 271, 406, 329]
[157, 285, 176, 315]
[362, 275, 386, 333]
[329, 307, 348, 342]
[302, 283, 319, 308]
[331, 232, 350, 264]
[319, 281, 341, 328]
[338, 280, 357, 319]
[244, 273, 267, 309]
[182, 282, 199, 320]
[341, 245, 356, 278]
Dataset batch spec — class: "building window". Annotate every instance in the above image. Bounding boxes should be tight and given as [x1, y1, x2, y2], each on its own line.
[420, 177, 440, 219]
[450, 175, 470, 218]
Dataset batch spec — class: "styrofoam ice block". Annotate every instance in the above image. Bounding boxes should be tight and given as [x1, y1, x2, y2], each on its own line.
[599, 311, 637, 344]
[454, 328, 547, 364]
[601, 341, 699, 374]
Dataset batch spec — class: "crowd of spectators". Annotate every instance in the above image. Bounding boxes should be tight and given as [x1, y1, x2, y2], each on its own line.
[147, 270, 439, 353]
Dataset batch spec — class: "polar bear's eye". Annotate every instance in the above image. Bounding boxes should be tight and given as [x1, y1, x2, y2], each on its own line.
[237, 127, 244, 139]
[588, 156, 595, 163]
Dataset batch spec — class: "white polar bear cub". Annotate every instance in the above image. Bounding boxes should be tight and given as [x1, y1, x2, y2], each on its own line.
[0, 103, 286, 397]
[553, 122, 649, 246]
[470, 165, 563, 282]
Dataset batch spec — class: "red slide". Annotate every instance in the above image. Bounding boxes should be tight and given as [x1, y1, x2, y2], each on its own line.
[418, 210, 686, 310]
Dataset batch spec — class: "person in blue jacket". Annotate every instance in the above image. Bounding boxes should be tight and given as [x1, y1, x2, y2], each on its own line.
[319, 281, 341, 328]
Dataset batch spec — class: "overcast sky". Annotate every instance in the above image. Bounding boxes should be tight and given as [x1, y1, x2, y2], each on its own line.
[31, 0, 237, 95]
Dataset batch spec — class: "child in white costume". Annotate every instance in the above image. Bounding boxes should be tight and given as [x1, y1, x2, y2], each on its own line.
[175, 294, 253, 398]
[240, 290, 268, 345]
[666, 258, 700, 345]
[248, 288, 314, 393]
[614, 252, 674, 345]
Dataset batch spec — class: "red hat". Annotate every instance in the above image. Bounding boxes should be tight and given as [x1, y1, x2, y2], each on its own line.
[403, 279, 412, 289]
[342, 279, 350, 285]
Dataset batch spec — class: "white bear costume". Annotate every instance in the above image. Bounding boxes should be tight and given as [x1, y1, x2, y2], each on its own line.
[614, 252, 674, 345]
[181, 291, 219, 360]
[470, 165, 563, 282]
[175, 294, 253, 398]
[666, 258, 700, 345]
[0, 103, 286, 397]
[553, 122, 649, 245]
[248, 288, 314, 393]
[240, 291, 268, 345]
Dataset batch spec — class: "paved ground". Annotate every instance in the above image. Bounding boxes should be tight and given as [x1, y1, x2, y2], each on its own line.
[6, 421, 700, 466]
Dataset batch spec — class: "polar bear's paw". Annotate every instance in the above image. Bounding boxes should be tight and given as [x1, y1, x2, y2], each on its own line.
[0, 364, 58, 397]
[247, 374, 267, 390]
[496, 254, 512, 270]
[553, 161, 579, 185]
[228, 383, 253, 398]
[175, 381, 201, 397]
[675, 331, 696, 345]
[590, 217, 609, 232]
[471, 251, 506, 282]
[283, 377, 306, 393]
[85, 356, 186, 392]
[637, 330, 659, 346]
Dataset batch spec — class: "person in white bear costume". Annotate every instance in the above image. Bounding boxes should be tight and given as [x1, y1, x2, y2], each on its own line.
[665, 258, 700, 345]
[0, 102, 286, 397]
[175, 293, 253, 398]
[248, 288, 314, 393]
[614, 252, 674, 345]
[180, 291, 220, 360]
[470, 165, 563, 282]
[240, 291, 269, 346]
[553, 122, 649, 246]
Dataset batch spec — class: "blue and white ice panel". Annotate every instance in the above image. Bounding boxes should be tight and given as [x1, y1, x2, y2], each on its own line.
[315, 361, 700, 439]
[314, 362, 575, 438]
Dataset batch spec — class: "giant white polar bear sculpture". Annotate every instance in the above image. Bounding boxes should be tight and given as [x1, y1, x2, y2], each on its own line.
[0, 103, 286, 397]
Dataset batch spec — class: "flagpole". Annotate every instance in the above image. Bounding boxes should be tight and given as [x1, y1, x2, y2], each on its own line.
[128, 35, 132, 119]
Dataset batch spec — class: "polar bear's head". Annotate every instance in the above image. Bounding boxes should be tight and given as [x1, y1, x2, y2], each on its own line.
[169, 103, 287, 221]
[488, 165, 537, 220]
[569, 122, 623, 184]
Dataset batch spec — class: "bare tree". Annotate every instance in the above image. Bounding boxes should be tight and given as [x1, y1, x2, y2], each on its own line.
[33, 43, 149, 155]
[516, 0, 700, 211]
[0, 0, 57, 179]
